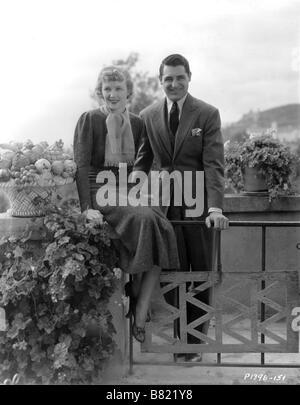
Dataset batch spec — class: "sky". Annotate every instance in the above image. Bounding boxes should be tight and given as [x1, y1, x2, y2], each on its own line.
[0, 0, 299, 147]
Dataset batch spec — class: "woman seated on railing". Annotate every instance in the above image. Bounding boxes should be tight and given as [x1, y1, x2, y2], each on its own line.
[73, 65, 180, 343]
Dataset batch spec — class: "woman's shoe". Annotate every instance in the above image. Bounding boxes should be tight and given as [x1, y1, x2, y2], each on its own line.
[125, 281, 151, 322]
[132, 323, 145, 343]
[125, 281, 136, 319]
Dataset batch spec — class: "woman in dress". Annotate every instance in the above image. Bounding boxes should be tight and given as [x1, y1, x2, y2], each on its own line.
[73, 66, 179, 343]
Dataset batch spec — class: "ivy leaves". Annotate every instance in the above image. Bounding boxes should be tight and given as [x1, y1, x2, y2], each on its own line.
[0, 202, 120, 384]
[225, 132, 297, 199]
[7, 314, 32, 339]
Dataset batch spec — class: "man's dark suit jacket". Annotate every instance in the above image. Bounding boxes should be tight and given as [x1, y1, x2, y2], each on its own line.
[134, 93, 225, 341]
[133, 93, 225, 217]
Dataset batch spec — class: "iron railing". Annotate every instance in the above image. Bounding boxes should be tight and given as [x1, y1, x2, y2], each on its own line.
[129, 220, 300, 373]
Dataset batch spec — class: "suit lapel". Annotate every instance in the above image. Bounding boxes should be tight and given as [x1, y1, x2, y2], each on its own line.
[129, 115, 141, 151]
[174, 94, 199, 160]
[153, 99, 173, 159]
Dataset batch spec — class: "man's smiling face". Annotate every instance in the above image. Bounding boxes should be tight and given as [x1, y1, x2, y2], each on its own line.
[160, 65, 191, 102]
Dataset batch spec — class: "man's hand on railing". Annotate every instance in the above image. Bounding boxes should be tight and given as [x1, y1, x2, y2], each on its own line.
[205, 212, 229, 230]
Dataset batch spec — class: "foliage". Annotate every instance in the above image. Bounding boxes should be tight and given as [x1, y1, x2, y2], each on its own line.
[283, 138, 300, 193]
[224, 130, 298, 200]
[0, 200, 120, 385]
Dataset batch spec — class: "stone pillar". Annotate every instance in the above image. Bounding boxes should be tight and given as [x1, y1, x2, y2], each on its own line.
[103, 273, 129, 383]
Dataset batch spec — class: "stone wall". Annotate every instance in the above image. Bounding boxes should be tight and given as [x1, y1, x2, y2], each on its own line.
[223, 194, 300, 273]
[221, 194, 300, 309]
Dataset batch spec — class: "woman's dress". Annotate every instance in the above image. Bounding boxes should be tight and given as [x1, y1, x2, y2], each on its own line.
[74, 109, 180, 274]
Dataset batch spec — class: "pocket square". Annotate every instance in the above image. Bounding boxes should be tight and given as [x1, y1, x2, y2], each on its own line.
[191, 128, 202, 137]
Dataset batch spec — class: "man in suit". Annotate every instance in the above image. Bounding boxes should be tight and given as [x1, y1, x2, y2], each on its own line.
[133, 54, 229, 361]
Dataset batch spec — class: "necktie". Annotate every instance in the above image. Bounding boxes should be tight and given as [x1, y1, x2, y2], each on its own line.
[169, 102, 179, 136]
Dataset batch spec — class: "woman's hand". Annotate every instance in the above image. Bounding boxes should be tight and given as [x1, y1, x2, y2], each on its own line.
[83, 209, 104, 225]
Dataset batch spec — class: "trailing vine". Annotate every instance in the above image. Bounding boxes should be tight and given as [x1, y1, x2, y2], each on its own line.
[0, 200, 120, 385]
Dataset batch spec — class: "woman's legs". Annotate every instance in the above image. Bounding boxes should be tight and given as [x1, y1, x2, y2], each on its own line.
[131, 273, 142, 298]
[134, 265, 161, 328]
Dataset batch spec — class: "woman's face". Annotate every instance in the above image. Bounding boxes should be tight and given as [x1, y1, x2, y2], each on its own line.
[102, 79, 128, 113]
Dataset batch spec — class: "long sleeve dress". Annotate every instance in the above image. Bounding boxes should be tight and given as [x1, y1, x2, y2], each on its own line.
[73, 108, 180, 274]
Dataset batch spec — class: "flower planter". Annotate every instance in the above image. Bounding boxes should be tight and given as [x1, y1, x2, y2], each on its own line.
[242, 166, 268, 192]
[0, 184, 55, 217]
[224, 131, 297, 200]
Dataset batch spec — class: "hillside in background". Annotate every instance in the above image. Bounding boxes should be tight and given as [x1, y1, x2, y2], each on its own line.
[223, 104, 300, 142]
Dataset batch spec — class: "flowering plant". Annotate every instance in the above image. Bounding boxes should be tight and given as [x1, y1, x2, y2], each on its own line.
[224, 129, 298, 200]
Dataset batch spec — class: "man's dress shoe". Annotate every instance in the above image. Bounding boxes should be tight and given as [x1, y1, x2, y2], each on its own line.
[176, 353, 202, 362]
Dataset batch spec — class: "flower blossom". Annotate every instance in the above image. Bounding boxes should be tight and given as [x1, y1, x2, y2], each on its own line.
[113, 267, 122, 279]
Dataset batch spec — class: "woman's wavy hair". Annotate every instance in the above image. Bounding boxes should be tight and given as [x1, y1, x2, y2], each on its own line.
[94, 65, 134, 104]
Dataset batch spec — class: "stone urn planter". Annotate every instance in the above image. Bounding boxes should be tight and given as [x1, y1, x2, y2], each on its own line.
[0, 183, 56, 217]
[0, 139, 77, 217]
[0, 181, 76, 217]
